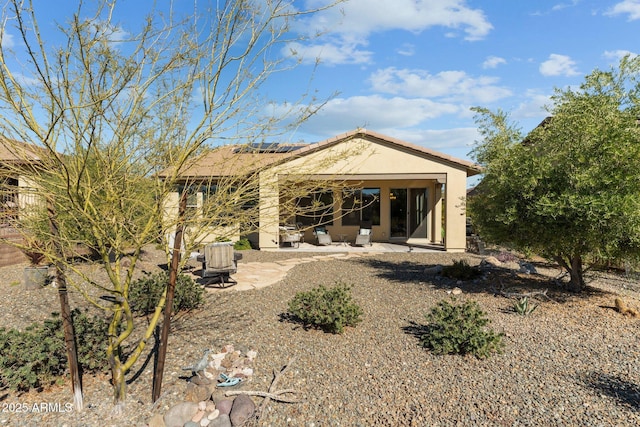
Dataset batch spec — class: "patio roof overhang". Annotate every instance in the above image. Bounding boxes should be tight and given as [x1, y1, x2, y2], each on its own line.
[284, 173, 448, 183]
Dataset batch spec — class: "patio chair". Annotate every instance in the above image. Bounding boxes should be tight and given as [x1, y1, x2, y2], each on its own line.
[279, 224, 302, 248]
[354, 221, 373, 246]
[313, 226, 333, 246]
[200, 242, 241, 287]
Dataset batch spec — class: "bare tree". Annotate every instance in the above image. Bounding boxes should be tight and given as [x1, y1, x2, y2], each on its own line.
[0, 0, 358, 413]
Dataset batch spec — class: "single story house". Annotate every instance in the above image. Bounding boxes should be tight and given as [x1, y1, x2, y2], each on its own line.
[162, 129, 481, 252]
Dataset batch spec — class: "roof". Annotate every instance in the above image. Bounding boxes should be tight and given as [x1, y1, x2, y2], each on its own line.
[0, 137, 48, 163]
[164, 129, 482, 179]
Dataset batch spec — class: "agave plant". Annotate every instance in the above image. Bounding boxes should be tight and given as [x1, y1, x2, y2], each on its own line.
[513, 297, 538, 316]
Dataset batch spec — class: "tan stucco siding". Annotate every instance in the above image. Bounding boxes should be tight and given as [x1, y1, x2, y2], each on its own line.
[443, 168, 468, 252]
[269, 137, 462, 176]
[258, 172, 280, 249]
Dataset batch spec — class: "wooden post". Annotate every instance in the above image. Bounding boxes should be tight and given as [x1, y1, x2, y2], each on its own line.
[47, 200, 83, 411]
[152, 191, 187, 402]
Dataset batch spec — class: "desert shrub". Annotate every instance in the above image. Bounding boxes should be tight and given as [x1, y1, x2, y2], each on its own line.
[287, 282, 363, 334]
[129, 271, 204, 315]
[234, 238, 252, 250]
[441, 260, 481, 280]
[0, 309, 109, 391]
[420, 299, 503, 359]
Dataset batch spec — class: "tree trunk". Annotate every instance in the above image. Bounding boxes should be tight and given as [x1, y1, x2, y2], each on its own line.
[109, 352, 127, 414]
[556, 254, 586, 293]
[567, 255, 586, 293]
[47, 200, 83, 411]
[152, 191, 187, 402]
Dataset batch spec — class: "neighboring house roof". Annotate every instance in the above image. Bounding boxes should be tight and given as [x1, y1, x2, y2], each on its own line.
[0, 137, 48, 164]
[162, 129, 482, 179]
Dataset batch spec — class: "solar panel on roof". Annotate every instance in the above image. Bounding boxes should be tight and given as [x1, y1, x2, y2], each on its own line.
[236, 143, 303, 153]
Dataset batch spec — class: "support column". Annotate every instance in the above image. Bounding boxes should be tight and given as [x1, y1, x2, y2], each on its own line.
[258, 172, 280, 249]
[443, 170, 467, 252]
[432, 183, 442, 245]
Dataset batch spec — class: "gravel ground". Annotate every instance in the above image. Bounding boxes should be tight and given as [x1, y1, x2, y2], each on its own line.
[1, 247, 640, 426]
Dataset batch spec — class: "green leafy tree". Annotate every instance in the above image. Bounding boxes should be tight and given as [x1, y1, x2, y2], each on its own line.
[469, 55, 640, 292]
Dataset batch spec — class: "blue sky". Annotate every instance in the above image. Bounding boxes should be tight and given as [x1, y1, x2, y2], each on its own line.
[279, 0, 640, 164]
[2, 0, 639, 172]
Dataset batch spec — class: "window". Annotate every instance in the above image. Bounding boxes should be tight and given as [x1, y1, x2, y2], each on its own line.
[295, 190, 333, 226]
[177, 184, 199, 217]
[0, 177, 19, 224]
[342, 188, 380, 226]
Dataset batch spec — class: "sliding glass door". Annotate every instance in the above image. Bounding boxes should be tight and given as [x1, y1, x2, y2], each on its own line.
[390, 188, 428, 239]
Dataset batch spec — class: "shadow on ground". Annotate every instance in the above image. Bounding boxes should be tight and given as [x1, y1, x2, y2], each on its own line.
[584, 372, 640, 411]
[354, 257, 613, 304]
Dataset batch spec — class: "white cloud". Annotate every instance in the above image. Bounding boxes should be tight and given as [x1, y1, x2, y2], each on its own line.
[368, 67, 512, 103]
[551, 0, 581, 12]
[603, 49, 638, 61]
[284, 40, 373, 65]
[384, 127, 479, 150]
[301, 0, 492, 40]
[539, 54, 580, 77]
[605, 0, 640, 20]
[12, 73, 41, 87]
[397, 43, 415, 57]
[292, 95, 461, 135]
[512, 90, 551, 120]
[292, 0, 493, 65]
[482, 56, 506, 69]
[1, 31, 14, 49]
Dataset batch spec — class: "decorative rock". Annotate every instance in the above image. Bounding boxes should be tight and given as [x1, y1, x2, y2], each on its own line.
[148, 413, 166, 427]
[519, 262, 538, 274]
[451, 287, 463, 295]
[211, 353, 226, 369]
[208, 409, 220, 420]
[198, 401, 207, 411]
[215, 399, 233, 415]
[191, 375, 212, 386]
[163, 402, 199, 427]
[503, 261, 520, 271]
[480, 256, 502, 268]
[206, 401, 216, 412]
[200, 417, 211, 426]
[192, 410, 205, 422]
[246, 350, 257, 360]
[184, 422, 199, 427]
[185, 383, 211, 403]
[229, 394, 256, 426]
[221, 352, 240, 369]
[209, 414, 232, 427]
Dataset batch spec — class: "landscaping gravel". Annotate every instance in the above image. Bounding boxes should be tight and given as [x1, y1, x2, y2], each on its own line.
[1, 247, 640, 426]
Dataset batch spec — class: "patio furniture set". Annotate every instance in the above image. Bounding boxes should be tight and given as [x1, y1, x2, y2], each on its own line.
[279, 223, 373, 248]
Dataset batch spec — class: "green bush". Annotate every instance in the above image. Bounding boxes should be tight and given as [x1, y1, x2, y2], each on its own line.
[234, 238, 252, 250]
[0, 309, 109, 391]
[129, 271, 204, 316]
[441, 260, 481, 280]
[420, 299, 503, 359]
[287, 282, 363, 334]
